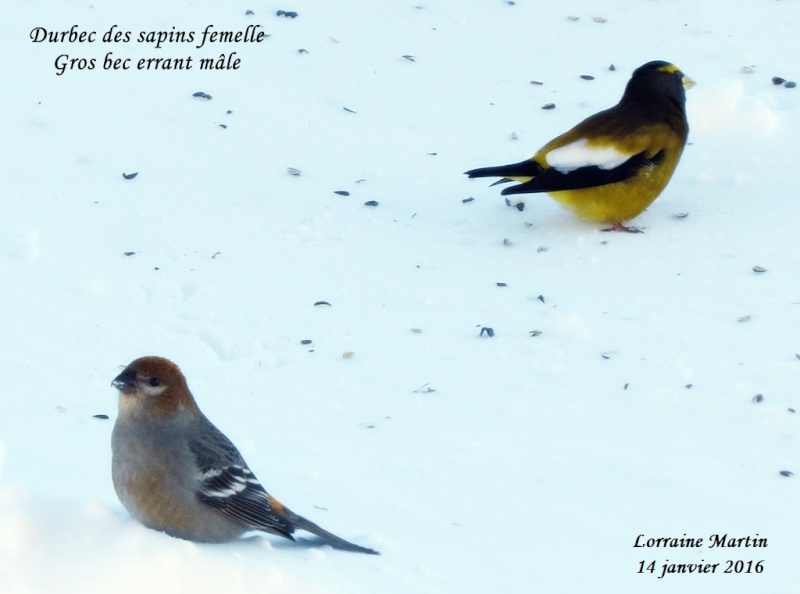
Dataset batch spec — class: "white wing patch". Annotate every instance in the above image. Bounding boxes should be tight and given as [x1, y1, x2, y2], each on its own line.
[544, 138, 632, 173]
[200, 465, 261, 498]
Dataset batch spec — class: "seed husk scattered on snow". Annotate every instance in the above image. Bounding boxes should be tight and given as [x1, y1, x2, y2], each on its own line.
[580, 74, 595, 80]
[496, 282, 507, 287]
[752, 394, 764, 403]
[93, 414, 109, 420]
[276, 10, 298, 18]
[779, 470, 794, 477]
[300, 339, 313, 345]
[334, 190, 350, 196]
[541, 103, 556, 110]
[785, 81, 797, 88]
[479, 326, 495, 337]
[402, 55, 416, 62]
[529, 330, 542, 337]
[772, 76, 786, 85]
[462, 197, 475, 203]
[122, 172, 138, 180]
[192, 91, 212, 99]
[342, 351, 355, 358]
[753, 265, 767, 272]
[343, 106, 357, 113]
[673, 212, 689, 218]
[738, 314, 751, 322]
[314, 300, 332, 307]
[287, 167, 301, 176]
[364, 200, 379, 206]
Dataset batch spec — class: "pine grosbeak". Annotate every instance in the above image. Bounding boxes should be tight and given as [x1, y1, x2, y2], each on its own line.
[111, 356, 378, 554]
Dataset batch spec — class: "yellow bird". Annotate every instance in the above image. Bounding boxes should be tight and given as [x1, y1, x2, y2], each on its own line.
[465, 61, 695, 231]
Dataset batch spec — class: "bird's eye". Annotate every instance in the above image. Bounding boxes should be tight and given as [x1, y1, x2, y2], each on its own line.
[149, 377, 161, 387]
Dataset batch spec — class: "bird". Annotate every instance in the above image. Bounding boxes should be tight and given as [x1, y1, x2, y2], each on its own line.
[110, 355, 379, 554]
[465, 60, 695, 231]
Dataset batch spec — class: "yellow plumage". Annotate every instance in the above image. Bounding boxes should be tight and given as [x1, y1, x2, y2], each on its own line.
[466, 61, 694, 231]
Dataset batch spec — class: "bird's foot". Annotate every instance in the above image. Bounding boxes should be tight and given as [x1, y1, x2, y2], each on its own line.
[601, 222, 642, 233]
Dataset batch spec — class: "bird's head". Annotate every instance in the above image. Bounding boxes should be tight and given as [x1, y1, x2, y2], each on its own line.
[623, 61, 695, 107]
[112, 356, 199, 417]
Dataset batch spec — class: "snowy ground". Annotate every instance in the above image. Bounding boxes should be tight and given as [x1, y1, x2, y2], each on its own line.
[2, 1, 799, 593]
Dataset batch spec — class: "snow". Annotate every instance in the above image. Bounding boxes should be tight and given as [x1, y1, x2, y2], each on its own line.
[2, 0, 800, 593]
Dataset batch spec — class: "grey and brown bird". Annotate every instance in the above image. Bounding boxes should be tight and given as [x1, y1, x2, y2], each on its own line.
[111, 355, 378, 554]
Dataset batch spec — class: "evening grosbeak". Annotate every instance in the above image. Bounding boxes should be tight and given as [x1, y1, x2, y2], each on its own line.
[465, 60, 695, 231]
[111, 356, 379, 554]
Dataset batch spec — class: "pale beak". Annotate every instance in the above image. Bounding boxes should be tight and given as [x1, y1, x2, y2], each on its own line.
[682, 75, 697, 91]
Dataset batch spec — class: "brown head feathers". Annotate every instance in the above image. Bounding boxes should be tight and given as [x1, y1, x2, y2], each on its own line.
[113, 356, 201, 418]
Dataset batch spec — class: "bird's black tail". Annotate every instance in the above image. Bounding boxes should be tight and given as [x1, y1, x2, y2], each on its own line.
[464, 159, 544, 180]
[282, 506, 380, 555]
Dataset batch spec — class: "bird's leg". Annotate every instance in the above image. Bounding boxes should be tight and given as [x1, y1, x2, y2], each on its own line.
[601, 222, 643, 233]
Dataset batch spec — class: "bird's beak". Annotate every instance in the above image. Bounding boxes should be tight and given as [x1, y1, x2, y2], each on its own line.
[112, 368, 137, 393]
[682, 75, 696, 91]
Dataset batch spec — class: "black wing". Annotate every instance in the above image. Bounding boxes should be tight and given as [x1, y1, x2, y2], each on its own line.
[189, 426, 295, 538]
[500, 150, 665, 195]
